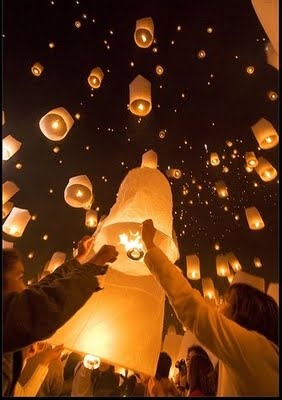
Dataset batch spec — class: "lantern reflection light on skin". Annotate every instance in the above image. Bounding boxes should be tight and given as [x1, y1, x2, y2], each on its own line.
[254, 257, 262, 268]
[202, 278, 215, 300]
[88, 67, 104, 89]
[2, 135, 22, 161]
[166, 168, 182, 179]
[83, 354, 101, 370]
[225, 252, 242, 272]
[64, 175, 93, 208]
[215, 180, 228, 198]
[3, 201, 13, 219]
[134, 17, 154, 48]
[31, 62, 44, 76]
[254, 157, 277, 182]
[245, 151, 258, 167]
[186, 254, 201, 280]
[46, 252, 66, 272]
[129, 75, 152, 116]
[3, 207, 31, 237]
[3, 181, 20, 205]
[210, 152, 220, 166]
[245, 206, 265, 230]
[216, 255, 230, 277]
[39, 107, 74, 141]
[85, 209, 98, 228]
[251, 118, 279, 149]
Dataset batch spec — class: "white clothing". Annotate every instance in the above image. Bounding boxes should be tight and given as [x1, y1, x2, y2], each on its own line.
[14, 363, 48, 396]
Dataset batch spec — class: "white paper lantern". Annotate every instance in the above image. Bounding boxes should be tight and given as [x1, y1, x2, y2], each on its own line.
[166, 168, 182, 179]
[245, 206, 265, 230]
[210, 152, 220, 166]
[202, 277, 215, 300]
[3, 207, 31, 237]
[245, 151, 258, 167]
[46, 251, 66, 272]
[129, 75, 152, 116]
[2, 181, 20, 205]
[39, 107, 74, 141]
[215, 180, 228, 198]
[216, 255, 230, 277]
[2, 135, 22, 161]
[251, 0, 278, 54]
[251, 118, 279, 149]
[134, 17, 154, 48]
[162, 330, 183, 378]
[31, 62, 44, 76]
[87, 67, 104, 89]
[64, 175, 93, 208]
[254, 157, 277, 182]
[253, 257, 262, 268]
[186, 254, 201, 280]
[3, 201, 13, 219]
[85, 209, 98, 228]
[225, 252, 242, 272]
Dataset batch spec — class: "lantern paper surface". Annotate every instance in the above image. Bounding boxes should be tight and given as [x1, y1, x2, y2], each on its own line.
[251, 118, 279, 149]
[226, 252, 242, 272]
[210, 152, 220, 166]
[245, 206, 265, 230]
[2, 207, 31, 237]
[265, 41, 279, 70]
[253, 257, 262, 268]
[134, 17, 154, 48]
[129, 75, 152, 116]
[31, 62, 44, 76]
[267, 283, 279, 305]
[245, 151, 258, 167]
[85, 209, 98, 228]
[255, 157, 277, 182]
[216, 255, 230, 277]
[3, 181, 20, 205]
[88, 67, 104, 89]
[48, 267, 165, 377]
[162, 331, 183, 378]
[46, 251, 66, 272]
[2, 240, 14, 249]
[141, 149, 158, 168]
[186, 254, 201, 280]
[215, 180, 228, 198]
[3, 201, 13, 219]
[251, 0, 278, 54]
[64, 175, 93, 208]
[39, 107, 74, 141]
[202, 277, 215, 299]
[2, 135, 22, 161]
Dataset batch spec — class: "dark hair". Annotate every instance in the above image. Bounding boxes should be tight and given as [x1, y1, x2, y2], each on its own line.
[187, 345, 209, 359]
[63, 352, 83, 380]
[155, 352, 172, 380]
[3, 248, 21, 274]
[188, 354, 215, 396]
[226, 284, 279, 345]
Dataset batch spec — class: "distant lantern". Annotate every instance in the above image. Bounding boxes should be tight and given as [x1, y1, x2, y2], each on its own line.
[227, 272, 234, 284]
[2, 135, 22, 161]
[216, 255, 230, 277]
[2, 110, 5, 125]
[129, 75, 152, 116]
[46, 251, 66, 272]
[83, 194, 94, 210]
[246, 66, 255, 74]
[159, 129, 166, 139]
[53, 146, 60, 153]
[214, 242, 220, 251]
[225, 252, 242, 272]
[156, 65, 164, 75]
[254, 157, 277, 182]
[253, 257, 262, 268]
[245, 206, 265, 230]
[64, 175, 93, 208]
[197, 50, 206, 59]
[186, 254, 201, 280]
[141, 149, 158, 169]
[245, 164, 253, 173]
[210, 152, 220, 166]
[245, 151, 258, 167]
[166, 168, 182, 179]
[2, 181, 20, 205]
[202, 277, 215, 300]
[134, 17, 154, 48]
[226, 140, 233, 147]
[39, 107, 74, 141]
[85, 209, 98, 228]
[267, 91, 278, 101]
[49, 42, 55, 48]
[31, 62, 44, 76]
[88, 67, 104, 89]
[251, 118, 279, 149]
[215, 180, 228, 198]
[265, 41, 278, 70]
[2, 207, 31, 237]
[3, 201, 13, 219]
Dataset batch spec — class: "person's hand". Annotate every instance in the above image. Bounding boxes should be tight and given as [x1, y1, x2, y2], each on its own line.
[38, 344, 64, 366]
[75, 235, 95, 264]
[89, 244, 119, 266]
[142, 219, 157, 251]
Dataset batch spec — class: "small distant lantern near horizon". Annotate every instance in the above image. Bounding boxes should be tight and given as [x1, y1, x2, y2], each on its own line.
[245, 206, 265, 230]
[225, 252, 242, 272]
[253, 257, 262, 268]
[166, 168, 182, 179]
[2, 135, 22, 161]
[39, 107, 74, 141]
[251, 118, 279, 149]
[2, 206, 31, 237]
[216, 255, 230, 277]
[88, 67, 104, 89]
[3, 181, 20, 205]
[254, 157, 277, 182]
[215, 180, 228, 198]
[202, 277, 215, 300]
[3, 201, 13, 219]
[129, 75, 152, 116]
[31, 62, 44, 76]
[134, 17, 154, 48]
[46, 251, 66, 272]
[245, 151, 258, 168]
[64, 175, 93, 208]
[245, 164, 253, 173]
[159, 129, 166, 139]
[186, 254, 201, 280]
[85, 209, 98, 228]
[210, 152, 220, 166]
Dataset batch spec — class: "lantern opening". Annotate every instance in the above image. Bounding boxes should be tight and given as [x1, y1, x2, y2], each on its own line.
[119, 231, 144, 262]
[127, 248, 144, 261]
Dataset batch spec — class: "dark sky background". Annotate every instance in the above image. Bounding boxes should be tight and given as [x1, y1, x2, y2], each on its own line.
[3, 0, 278, 334]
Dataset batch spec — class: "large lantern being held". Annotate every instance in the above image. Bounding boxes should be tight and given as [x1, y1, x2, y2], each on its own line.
[2, 207, 31, 237]
[245, 206, 265, 230]
[3, 181, 20, 205]
[2, 135, 22, 161]
[226, 252, 242, 272]
[186, 254, 201, 280]
[39, 107, 74, 141]
[254, 157, 277, 182]
[251, 118, 279, 149]
[88, 67, 104, 89]
[3, 201, 13, 219]
[216, 255, 230, 277]
[85, 209, 98, 228]
[210, 152, 220, 166]
[215, 180, 228, 198]
[202, 277, 215, 300]
[129, 75, 152, 117]
[64, 175, 93, 208]
[134, 17, 154, 48]
[46, 251, 66, 272]
[245, 151, 258, 168]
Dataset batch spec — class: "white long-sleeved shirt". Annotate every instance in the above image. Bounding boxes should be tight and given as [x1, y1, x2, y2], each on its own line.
[145, 247, 279, 397]
[14, 363, 48, 397]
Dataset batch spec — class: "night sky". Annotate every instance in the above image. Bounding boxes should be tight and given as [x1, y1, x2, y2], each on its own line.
[3, 0, 278, 334]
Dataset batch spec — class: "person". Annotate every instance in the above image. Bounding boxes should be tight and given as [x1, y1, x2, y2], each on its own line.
[147, 352, 179, 397]
[174, 358, 187, 395]
[61, 352, 83, 396]
[187, 354, 215, 396]
[2, 236, 119, 396]
[142, 219, 279, 396]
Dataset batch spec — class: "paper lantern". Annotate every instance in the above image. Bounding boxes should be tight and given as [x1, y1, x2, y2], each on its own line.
[227, 271, 234, 284]
[225, 252, 242, 272]
[245, 164, 254, 173]
[3, 201, 13, 219]
[2, 181, 20, 205]
[2, 110, 5, 125]
[85, 209, 98, 228]
[245, 151, 258, 167]
[31, 62, 44, 76]
[251, 118, 279, 149]
[129, 75, 152, 116]
[253, 257, 262, 268]
[216, 255, 230, 277]
[141, 149, 158, 168]
[251, 0, 278, 54]
[186, 254, 201, 280]
[265, 41, 279, 70]
[210, 152, 220, 166]
[134, 17, 154, 48]
[46, 252, 66, 272]
[162, 330, 183, 378]
[2, 240, 14, 249]
[39, 107, 74, 141]
[267, 283, 279, 305]
[166, 168, 182, 179]
[48, 267, 165, 378]
[64, 175, 93, 208]
[83, 194, 94, 210]
[2, 207, 31, 237]
[87, 67, 104, 89]
[89, 150, 179, 276]
[2, 135, 22, 161]
[215, 180, 228, 198]
[202, 277, 215, 300]
[167, 325, 176, 335]
[245, 206, 265, 230]
[254, 157, 277, 182]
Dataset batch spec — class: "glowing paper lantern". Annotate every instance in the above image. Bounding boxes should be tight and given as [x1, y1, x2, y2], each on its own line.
[85, 209, 98, 228]
[202, 277, 215, 300]
[245, 151, 258, 167]
[3, 201, 13, 219]
[2, 240, 14, 249]
[83, 354, 101, 370]
[87, 67, 104, 89]
[265, 41, 279, 70]
[2, 135, 22, 161]
[2, 181, 20, 205]
[186, 254, 201, 280]
[64, 175, 93, 208]
[245, 206, 265, 230]
[162, 328, 183, 378]
[39, 107, 74, 141]
[129, 75, 152, 116]
[225, 252, 242, 272]
[46, 251, 66, 272]
[166, 168, 182, 179]
[134, 17, 154, 48]
[2, 207, 31, 237]
[267, 283, 279, 305]
[215, 180, 228, 198]
[254, 157, 277, 182]
[83, 194, 94, 211]
[216, 255, 230, 277]
[251, 0, 278, 54]
[141, 149, 158, 168]
[31, 62, 44, 76]
[251, 118, 279, 149]
[210, 152, 220, 166]
[253, 257, 262, 268]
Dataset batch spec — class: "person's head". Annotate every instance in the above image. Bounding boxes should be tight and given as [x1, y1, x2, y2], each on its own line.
[218, 283, 278, 345]
[188, 354, 215, 396]
[3, 248, 26, 294]
[155, 352, 172, 380]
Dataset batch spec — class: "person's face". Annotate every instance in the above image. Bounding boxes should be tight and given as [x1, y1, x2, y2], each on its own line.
[4, 260, 26, 294]
[186, 350, 196, 371]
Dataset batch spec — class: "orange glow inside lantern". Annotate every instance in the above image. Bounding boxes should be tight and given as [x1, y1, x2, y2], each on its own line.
[129, 75, 152, 116]
[3, 181, 20, 205]
[85, 209, 98, 228]
[202, 278, 215, 299]
[226, 252, 242, 272]
[255, 157, 277, 182]
[215, 181, 228, 198]
[88, 67, 104, 89]
[251, 118, 279, 149]
[119, 231, 144, 261]
[245, 206, 265, 230]
[134, 17, 154, 48]
[3, 207, 31, 237]
[39, 107, 74, 141]
[245, 151, 258, 167]
[253, 257, 262, 268]
[166, 168, 182, 179]
[31, 62, 44, 76]
[216, 255, 230, 277]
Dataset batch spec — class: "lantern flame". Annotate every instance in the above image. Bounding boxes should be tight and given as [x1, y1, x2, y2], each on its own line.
[265, 137, 272, 143]
[119, 230, 144, 261]
[138, 103, 144, 111]
[51, 120, 60, 129]
[76, 190, 83, 198]
[141, 34, 147, 42]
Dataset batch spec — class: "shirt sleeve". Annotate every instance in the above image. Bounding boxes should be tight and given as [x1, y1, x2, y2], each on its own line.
[14, 364, 49, 397]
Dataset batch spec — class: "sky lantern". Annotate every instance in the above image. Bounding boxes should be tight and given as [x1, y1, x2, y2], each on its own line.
[64, 175, 93, 208]
[39, 107, 74, 141]
[2, 201, 13, 219]
[45, 251, 66, 272]
[31, 62, 44, 76]
[215, 180, 228, 198]
[87, 67, 104, 89]
[85, 209, 98, 228]
[202, 277, 215, 300]
[162, 326, 183, 379]
[2, 206, 31, 237]
[245, 206, 265, 230]
[225, 252, 242, 272]
[251, 118, 279, 149]
[166, 168, 182, 179]
[134, 17, 154, 48]
[2, 135, 22, 161]
[186, 254, 201, 280]
[216, 255, 230, 277]
[129, 75, 152, 116]
[210, 152, 220, 166]
[245, 151, 258, 168]
[254, 156, 277, 182]
[253, 257, 262, 268]
[2, 181, 20, 205]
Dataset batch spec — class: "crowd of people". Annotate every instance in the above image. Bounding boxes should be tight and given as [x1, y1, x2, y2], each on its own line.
[2, 219, 279, 396]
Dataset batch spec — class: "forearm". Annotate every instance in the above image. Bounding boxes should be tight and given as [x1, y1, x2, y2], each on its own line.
[14, 364, 48, 396]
